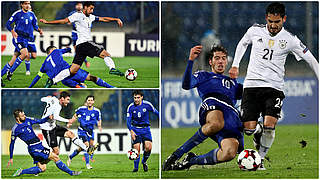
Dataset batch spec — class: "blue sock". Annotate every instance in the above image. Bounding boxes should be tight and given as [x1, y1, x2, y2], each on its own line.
[90, 154, 94, 160]
[95, 78, 114, 88]
[1, 63, 11, 77]
[84, 152, 89, 165]
[173, 128, 208, 159]
[142, 151, 151, 164]
[25, 61, 30, 71]
[69, 149, 80, 160]
[9, 56, 23, 73]
[134, 155, 140, 169]
[55, 160, 73, 175]
[189, 148, 219, 165]
[21, 166, 42, 175]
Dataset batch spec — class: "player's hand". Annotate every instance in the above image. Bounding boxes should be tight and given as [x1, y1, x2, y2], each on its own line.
[189, 45, 202, 61]
[40, 19, 48, 24]
[130, 130, 136, 141]
[38, 28, 43, 35]
[117, 19, 123, 28]
[48, 115, 53, 119]
[98, 126, 102, 132]
[229, 66, 239, 79]
[11, 30, 18, 39]
[7, 159, 13, 168]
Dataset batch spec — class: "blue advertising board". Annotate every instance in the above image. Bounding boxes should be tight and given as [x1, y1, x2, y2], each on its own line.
[162, 77, 318, 128]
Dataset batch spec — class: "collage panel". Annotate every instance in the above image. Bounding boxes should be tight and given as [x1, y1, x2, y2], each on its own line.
[161, 1, 318, 179]
[1, 89, 160, 178]
[1, 1, 159, 88]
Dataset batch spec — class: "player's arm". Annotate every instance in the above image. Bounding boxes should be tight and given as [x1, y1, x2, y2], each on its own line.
[182, 45, 202, 90]
[292, 39, 319, 79]
[40, 17, 70, 25]
[126, 107, 136, 140]
[58, 47, 72, 54]
[97, 110, 102, 132]
[29, 114, 53, 125]
[98, 17, 123, 27]
[6, 14, 18, 38]
[32, 14, 43, 35]
[229, 27, 253, 78]
[8, 133, 16, 167]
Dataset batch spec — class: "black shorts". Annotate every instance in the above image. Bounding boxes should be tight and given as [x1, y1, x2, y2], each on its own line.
[73, 41, 104, 66]
[42, 125, 69, 148]
[241, 87, 285, 122]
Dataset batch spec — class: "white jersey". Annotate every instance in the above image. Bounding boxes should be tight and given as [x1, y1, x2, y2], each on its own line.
[232, 24, 319, 91]
[68, 12, 99, 45]
[40, 96, 69, 131]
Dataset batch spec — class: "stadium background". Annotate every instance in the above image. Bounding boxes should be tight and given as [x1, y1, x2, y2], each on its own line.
[161, 2, 318, 178]
[1, 89, 159, 155]
[1, 1, 159, 88]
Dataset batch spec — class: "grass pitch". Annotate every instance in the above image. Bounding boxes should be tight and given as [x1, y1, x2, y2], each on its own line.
[1, 55, 159, 88]
[2, 154, 159, 178]
[161, 124, 318, 179]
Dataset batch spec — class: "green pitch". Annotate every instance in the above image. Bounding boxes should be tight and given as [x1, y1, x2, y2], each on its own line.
[1, 55, 159, 88]
[2, 154, 159, 178]
[162, 124, 318, 179]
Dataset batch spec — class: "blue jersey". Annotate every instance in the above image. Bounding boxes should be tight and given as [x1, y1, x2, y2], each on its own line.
[182, 60, 242, 106]
[126, 100, 159, 130]
[76, 106, 101, 132]
[6, 9, 39, 41]
[39, 48, 71, 79]
[9, 116, 50, 159]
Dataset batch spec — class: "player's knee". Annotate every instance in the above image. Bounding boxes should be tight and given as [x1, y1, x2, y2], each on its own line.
[53, 148, 60, 155]
[65, 130, 75, 138]
[144, 145, 152, 152]
[222, 147, 237, 161]
[89, 75, 97, 82]
[39, 165, 46, 172]
[207, 121, 224, 134]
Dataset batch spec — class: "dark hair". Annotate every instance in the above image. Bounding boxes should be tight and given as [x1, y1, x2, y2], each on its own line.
[13, 109, 23, 118]
[83, 1, 94, 8]
[46, 45, 57, 54]
[86, 95, 95, 101]
[266, 2, 286, 18]
[209, 44, 228, 60]
[59, 91, 71, 99]
[20, 1, 28, 5]
[132, 90, 143, 97]
[75, 2, 82, 5]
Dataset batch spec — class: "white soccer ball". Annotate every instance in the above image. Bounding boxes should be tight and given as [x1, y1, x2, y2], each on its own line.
[125, 68, 137, 81]
[237, 149, 261, 171]
[127, 148, 139, 160]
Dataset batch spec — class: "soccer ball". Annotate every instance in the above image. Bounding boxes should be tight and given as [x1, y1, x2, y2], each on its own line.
[127, 148, 139, 160]
[237, 149, 261, 171]
[125, 68, 137, 81]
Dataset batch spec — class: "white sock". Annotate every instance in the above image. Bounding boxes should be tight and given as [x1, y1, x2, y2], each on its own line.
[259, 127, 275, 159]
[104, 56, 115, 70]
[72, 137, 88, 151]
[53, 69, 70, 84]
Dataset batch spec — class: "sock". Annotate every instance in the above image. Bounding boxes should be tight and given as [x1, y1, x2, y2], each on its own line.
[173, 128, 208, 159]
[189, 148, 219, 165]
[259, 127, 275, 159]
[134, 155, 140, 169]
[90, 154, 94, 160]
[142, 151, 151, 164]
[95, 78, 114, 88]
[53, 69, 71, 84]
[1, 63, 11, 77]
[72, 137, 88, 151]
[69, 149, 80, 160]
[25, 61, 31, 71]
[104, 56, 115, 70]
[9, 56, 23, 73]
[244, 128, 256, 136]
[20, 166, 42, 175]
[84, 152, 90, 165]
[55, 160, 73, 175]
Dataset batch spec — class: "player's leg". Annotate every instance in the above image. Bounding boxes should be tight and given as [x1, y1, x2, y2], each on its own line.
[1, 51, 19, 78]
[74, 44, 90, 68]
[141, 140, 152, 172]
[41, 128, 60, 155]
[98, 50, 124, 76]
[14, 163, 44, 176]
[89, 139, 95, 162]
[163, 109, 223, 170]
[62, 128, 88, 152]
[86, 73, 114, 88]
[132, 142, 141, 172]
[8, 41, 28, 75]
[48, 151, 82, 176]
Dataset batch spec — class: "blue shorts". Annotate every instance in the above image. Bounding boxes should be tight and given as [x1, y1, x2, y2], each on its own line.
[199, 98, 244, 153]
[14, 43, 37, 53]
[71, 32, 78, 46]
[12, 37, 29, 52]
[78, 128, 94, 142]
[28, 142, 50, 164]
[61, 68, 89, 87]
[132, 126, 152, 145]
